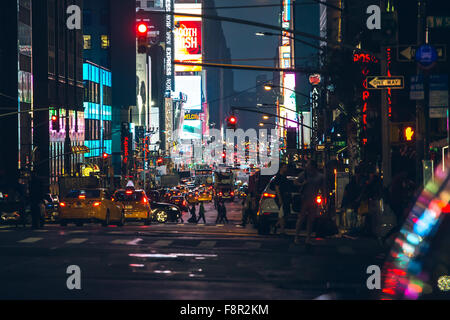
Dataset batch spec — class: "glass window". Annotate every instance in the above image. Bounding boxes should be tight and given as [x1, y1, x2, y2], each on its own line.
[65, 190, 101, 199]
[147, 1, 154, 7]
[101, 35, 110, 49]
[83, 35, 91, 49]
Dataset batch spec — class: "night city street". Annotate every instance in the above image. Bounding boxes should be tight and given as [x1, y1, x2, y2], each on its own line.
[0, 201, 384, 300]
[1, 0, 450, 309]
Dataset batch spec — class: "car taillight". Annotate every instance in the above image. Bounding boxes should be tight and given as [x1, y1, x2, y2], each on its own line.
[219, 192, 223, 196]
[126, 190, 133, 195]
[93, 202, 101, 207]
[183, 201, 186, 206]
[263, 193, 276, 198]
[230, 192, 234, 196]
[315, 195, 323, 205]
[78, 195, 86, 200]
[60, 202, 66, 207]
[142, 197, 148, 204]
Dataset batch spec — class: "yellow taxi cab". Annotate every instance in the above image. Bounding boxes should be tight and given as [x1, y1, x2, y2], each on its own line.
[198, 189, 213, 202]
[114, 187, 151, 225]
[58, 189, 125, 227]
[186, 191, 199, 204]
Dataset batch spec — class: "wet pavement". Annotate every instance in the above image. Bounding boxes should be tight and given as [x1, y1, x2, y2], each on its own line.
[0, 201, 384, 299]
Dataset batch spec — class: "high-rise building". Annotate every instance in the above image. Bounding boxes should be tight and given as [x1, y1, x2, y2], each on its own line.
[32, 0, 85, 194]
[83, 0, 136, 178]
[0, 0, 34, 189]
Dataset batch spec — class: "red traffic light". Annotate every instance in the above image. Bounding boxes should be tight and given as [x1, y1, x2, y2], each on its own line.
[315, 195, 323, 205]
[102, 152, 109, 159]
[51, 115, 57, 122]
[137, 23, 148, 35]
[228, 116, 236, 124]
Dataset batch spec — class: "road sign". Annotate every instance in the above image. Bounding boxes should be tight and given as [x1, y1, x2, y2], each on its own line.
[410, 75, 424, 100]
[416, 44, 438, 68]
[366, 76, 404, 89]
[397, 44, 446, 62]
[429, 75, 449, 118]
[427, 16, 450, 28]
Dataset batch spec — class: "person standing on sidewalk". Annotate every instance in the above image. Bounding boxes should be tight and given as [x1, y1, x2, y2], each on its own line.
[197, 201, 206, 224]
[272, 163, 291, 235]
[294, 160, 324, 244]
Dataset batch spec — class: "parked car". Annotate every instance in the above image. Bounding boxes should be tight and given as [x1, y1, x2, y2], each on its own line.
[0, 190, 29, 226]
[58, 189, 125, 227]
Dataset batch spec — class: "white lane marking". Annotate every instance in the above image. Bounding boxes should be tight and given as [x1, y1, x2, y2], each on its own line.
[337, 246, 355, 255]
[152, 240, 173, 247]
[197, 241, 216, 248]
[65, 238, 88, 244]
[18, 237, 43, 243]
[244, 242, 261, 249]
[111, 239, 130, 244]
[215, 224, 224, 227]
[127, 238, 143, 245]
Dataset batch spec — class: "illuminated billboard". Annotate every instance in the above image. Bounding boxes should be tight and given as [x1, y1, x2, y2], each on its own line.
[282, 73, 297, 128]
[174, 3, 202, 72]
[182, 119, 202, 140]
[175, 75, 202, 111]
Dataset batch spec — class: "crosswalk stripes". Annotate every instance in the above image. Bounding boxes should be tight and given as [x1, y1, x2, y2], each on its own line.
[197, 241, 216, 248]
[152, 240, 173, 247]
[65, 238, 88, 244]
[18, 237, 43, 243]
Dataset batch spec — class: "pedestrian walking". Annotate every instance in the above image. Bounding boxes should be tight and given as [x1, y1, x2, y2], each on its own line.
[197, 201, 206, 224]
[216, 200, 228, 224]
[241, 195, 250, 227]
[272, 163, 292, 235]
[294, 160, 324, 244]
[188, 203, 197, 223]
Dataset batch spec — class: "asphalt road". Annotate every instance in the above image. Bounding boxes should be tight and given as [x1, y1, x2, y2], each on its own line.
[0, 201, 385, 299]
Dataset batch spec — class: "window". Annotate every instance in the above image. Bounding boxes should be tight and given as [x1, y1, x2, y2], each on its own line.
[100, 35, 110, 49]
[83, 35, 91, 49]
[136, 1, 141, 8]
[147, 1, 154, 8]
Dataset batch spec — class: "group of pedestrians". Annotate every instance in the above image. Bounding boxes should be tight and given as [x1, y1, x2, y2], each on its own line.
[186, 199, 229, 224]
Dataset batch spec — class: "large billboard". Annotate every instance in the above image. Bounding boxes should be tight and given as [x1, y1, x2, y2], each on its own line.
[174, 3, 202, 72]
[282, 73, 297, 128]
[175, 75, 202, 111]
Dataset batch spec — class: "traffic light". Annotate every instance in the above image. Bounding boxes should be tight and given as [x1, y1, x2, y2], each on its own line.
[391, 122, 415, 143]
[404, 126, 415, 142]
[102, 152, 109, 159]
[137, 22, 148, 54]
[51, 113, 59, 131]
[227, 115, 237, 129]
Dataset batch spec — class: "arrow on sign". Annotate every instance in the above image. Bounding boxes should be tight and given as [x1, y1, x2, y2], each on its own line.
[366, 76, 405, 89]
[400, 46, 414, 60]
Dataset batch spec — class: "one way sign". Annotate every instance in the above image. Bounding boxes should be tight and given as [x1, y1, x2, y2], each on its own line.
[365, 76, 404, 89]
[397, 44, 446, 62]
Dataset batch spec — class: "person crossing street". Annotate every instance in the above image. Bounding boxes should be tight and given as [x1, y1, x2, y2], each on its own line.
[197, 201, 206, 224]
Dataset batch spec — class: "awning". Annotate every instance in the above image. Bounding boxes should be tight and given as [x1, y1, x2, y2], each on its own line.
[72, 145, 90, 154]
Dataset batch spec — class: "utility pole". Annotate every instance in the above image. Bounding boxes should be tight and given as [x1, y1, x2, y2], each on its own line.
[415, 0, 427, 185]
[381, 46, 391, 187]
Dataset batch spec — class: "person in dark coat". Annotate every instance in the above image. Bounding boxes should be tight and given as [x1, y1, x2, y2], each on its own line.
[197, 202, 206, 224]
[188, 203, 197, 223]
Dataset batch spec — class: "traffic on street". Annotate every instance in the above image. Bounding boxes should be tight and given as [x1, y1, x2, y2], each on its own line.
[0, 0, 449, 310]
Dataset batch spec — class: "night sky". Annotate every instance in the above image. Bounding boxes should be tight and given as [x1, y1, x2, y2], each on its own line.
[214, 0, 280, 91]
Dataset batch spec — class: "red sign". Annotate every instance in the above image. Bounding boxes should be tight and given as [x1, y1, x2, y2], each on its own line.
[123, 137, 129, 164]
[309, 74, 321, 85]
[176, 21, 201, 55]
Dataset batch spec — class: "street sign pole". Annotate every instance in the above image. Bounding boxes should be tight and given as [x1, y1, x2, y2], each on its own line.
[381, 47, 391, 188]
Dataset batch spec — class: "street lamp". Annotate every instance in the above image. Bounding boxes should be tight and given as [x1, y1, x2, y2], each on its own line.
[262, 115, 270, 120]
